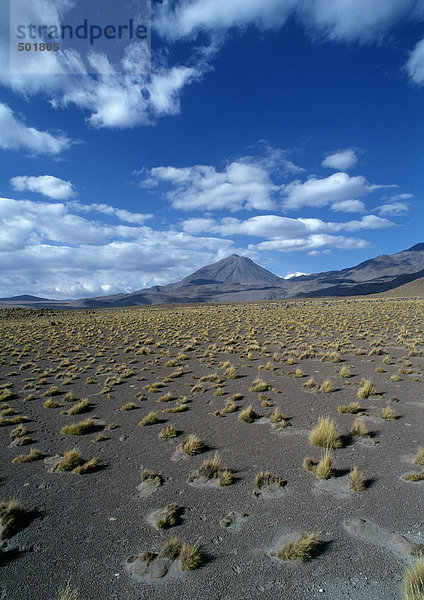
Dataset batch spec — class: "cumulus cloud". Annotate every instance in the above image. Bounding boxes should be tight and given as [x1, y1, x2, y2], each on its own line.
[142, 160, 279, 211]
[0, 103, 71, 154]
[322, 148, 358, 171]
[0, 196, 235, 298]
[10, 176, 75, 200]
[282, 172, 387, 210]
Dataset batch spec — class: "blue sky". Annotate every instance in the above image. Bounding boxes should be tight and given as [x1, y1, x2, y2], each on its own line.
[1, 0, 424, 299]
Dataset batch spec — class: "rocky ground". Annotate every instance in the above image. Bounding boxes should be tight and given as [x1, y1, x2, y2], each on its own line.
[1, 299, 423, 600]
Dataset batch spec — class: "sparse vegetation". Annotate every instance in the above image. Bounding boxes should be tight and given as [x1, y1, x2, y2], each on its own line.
[402, 561, 424, 600]
[159, 424, 177, 439]
[182, 434, 204, 455]
[238, 405, 259, 423]
[249, 378, 269, 392]
[271, 533, 323, 561]
[0, 499, 23, 538]
[61, 418, 98, 435]
[414, 448, 424, 466]
[338, 401, 361, 414]
[309, 417, 342, 449]
[138, 412, 158, 426]
[12, 448, 43, 463]
[357, 379, 377, 399]
[349, 466, 366, 491]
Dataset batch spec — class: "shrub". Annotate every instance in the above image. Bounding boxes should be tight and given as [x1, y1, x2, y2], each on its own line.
[138, 412, 158, 426]
[351, 418, 368, 437]
[182, 434, 204, 455]
[402, 561, 424, 600]
[12, 448, 43, 463]
[61, 418, 97, 435]
[338, 402, 361, 414]
[68, 399, 89, 415]
[379, 406, 397, 421]
[315, 452, 333, 480]
[414, 448, 424, 466]
[357, 379, 376, 399]
[349, 466, 366, 491]
[238, 405, 259, 423]
[249, 378, 269, 393]
[159, 424, 177, 439]
[271, 533, 322, 562]
[0, 499, 23, 538]
[309, 417, 342, 449]
[180, 543, 202, 571]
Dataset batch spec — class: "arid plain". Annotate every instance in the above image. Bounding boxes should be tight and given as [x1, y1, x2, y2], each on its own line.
[1, 298, 424, 600]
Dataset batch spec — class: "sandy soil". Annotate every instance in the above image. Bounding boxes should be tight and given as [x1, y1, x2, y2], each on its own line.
[1, 299, 424, 600]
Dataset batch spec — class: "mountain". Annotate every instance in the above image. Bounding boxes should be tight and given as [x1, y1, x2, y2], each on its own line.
[0, 294, 69, 307]
[2, 244, 424, 308]
[71, 254, 287, 308]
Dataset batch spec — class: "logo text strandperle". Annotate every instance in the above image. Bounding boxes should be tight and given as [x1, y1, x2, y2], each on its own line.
[16, 19, 148, 46]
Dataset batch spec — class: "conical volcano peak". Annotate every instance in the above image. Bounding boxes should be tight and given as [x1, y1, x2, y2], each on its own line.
[177, 254, 283, 287]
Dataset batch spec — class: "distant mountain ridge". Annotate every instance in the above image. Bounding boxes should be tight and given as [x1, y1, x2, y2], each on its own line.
[2, 243, 424, 308]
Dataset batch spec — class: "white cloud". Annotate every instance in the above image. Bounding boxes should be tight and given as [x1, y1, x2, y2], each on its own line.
[182, 213, 392, 239]
[143, 160, 279, 211]
[298, 0, 421, 43]
[322, 148, 358, 171]
[69, 201, 153, 225]
[154, 0, 298, 40]
[331, 199, 365, 212]
[249, 234, 370, 253]
[376, 202, 410, 216]
[407, 37, 424, 84]
[0, 103, 71, 154]
[282, 172, 386, 210]
[1, 0, 423, 131]
[155, 0, 423, 43]
[0, 196, 235, 298]
[10, 176, 75, 200]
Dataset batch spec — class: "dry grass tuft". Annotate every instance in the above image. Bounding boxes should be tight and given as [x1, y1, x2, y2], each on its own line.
[238, 405, 259, 423]
[351, 418, 369, 437]
[357, 379, 376, 399]
[61, 418, 97, 435]
[57, 580, 78, 600]
[138, 412, 158, 426]
[379, 405, 397, 421]
[414, 448, 424, 466]
[180, 543, 202, 571]
[249, 378, 269, 393]
[0, 499, 23, 538]
[254, 471, 285, 489]
[349, 466, 366, 491]
[338, 402, 361, 414]
[68, 399, 89, 415]
[55, 448, 84, 472]
[182, 434, 204, 455]
[272, 533, 322, 562]
[402, 561, 424, 600]
[159, 424, 177, 439]
[309, 417, 342, 449]
[12, 448, 43, 463]
[315, 452, 333, 480]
